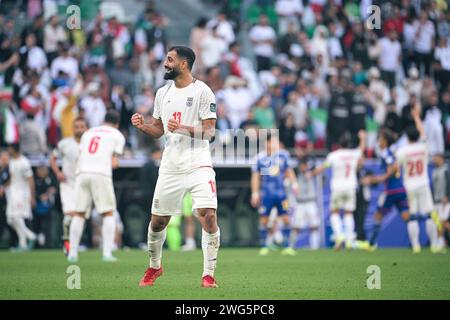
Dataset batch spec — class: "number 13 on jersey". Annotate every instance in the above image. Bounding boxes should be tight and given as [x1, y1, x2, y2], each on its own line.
[173, 112, 182, 123]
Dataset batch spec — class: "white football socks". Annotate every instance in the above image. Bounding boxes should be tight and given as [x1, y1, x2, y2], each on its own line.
[68, 216, 85, 259]
[9, 218, 32, 249]
[425, 218, 438, 248]
[407, 220, 420, 249]
[343, 214, 355, 244]
[289, 229, 298, 248]
[310, 229, 320, 250]
[202, 228, 220, 278]
[102, 215, 116, 257]
[330, 214, 343, 239]
[62, 215, 72, 241]
[147, 225, 166, 269]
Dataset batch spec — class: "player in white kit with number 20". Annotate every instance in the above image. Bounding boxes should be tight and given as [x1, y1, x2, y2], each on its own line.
[395, 106, 438, 253]
[68, 110, 125, 263]
[132, 46, 220, 288]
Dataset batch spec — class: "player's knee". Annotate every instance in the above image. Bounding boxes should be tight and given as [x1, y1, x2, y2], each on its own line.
[74, 212, 85, 219]
[204, 209, 217, 224]
[150, 215, 169, 232]
[101, 211, 113, 217]
[260, 216, 269, 226]
[401, 211, 410, 221]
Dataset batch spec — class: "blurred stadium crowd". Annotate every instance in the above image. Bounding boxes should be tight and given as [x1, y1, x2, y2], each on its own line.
[0, 0, 450, 248]
[0, 0, 449, 159]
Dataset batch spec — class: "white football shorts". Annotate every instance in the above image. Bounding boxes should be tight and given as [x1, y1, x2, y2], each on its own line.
[152, 167, 217, 216]
[75, 173, 116, 215]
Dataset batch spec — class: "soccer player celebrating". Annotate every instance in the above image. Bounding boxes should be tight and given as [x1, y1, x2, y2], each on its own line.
[6, 144, 37, 251]
[131, 46, 220, 288]
[251, 134, 299, 256]
[289, 157, 321, 250]
[310, 130, 366, 250]
[361, 128, 410, 251]
[67, 110, 125, 263]
[50, 117, 88, 255]
[395, 106, 439, 253]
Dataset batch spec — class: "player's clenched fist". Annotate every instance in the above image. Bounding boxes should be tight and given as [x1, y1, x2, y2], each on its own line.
[250, 192, 260, 208]
[131, 113, 145, 129]
[167, 118, 181, 133]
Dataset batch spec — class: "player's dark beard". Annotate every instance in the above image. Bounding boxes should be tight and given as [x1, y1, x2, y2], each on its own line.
[164, 66, 181, 80]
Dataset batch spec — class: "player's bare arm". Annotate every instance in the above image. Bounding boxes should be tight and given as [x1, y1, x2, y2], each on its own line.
[131, 113, 164, 139]
[362, 164, 396, 185]
[411, 103, 426, 139]
[112, 155, 120, 169]
[286, 168, 299, 196]
[49, 153, 66, 182]
[309, 162, 327, 179]
[250, 171, 261, 208]
[167, 118, 216, 140]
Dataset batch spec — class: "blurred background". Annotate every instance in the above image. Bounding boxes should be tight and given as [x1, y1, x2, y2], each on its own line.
[0, 0, 449, 250]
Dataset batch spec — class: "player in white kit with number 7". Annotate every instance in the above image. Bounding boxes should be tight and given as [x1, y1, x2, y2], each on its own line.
[131, 46, 220, 288]
[67, 110, 125, 263]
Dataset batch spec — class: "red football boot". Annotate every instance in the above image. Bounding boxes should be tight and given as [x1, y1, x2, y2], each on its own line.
[63, 240, 70, 257]
[139, 266, 163, 287]
[201, 275, 218, 288]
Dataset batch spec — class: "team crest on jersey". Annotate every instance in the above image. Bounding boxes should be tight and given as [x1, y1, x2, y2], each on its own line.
[186, 97, 193, 107]
[210, 103, 216, 112]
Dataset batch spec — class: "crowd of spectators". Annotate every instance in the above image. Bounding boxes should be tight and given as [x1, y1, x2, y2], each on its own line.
[0, 0, 449, 162]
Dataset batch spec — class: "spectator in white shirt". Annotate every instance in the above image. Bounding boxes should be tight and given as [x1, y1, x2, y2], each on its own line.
[200, 26, 228, 69]
[43, 15, 67, 65]
[275, 0, 304, 35]
[249, 14, 277, 72]
[19, 33, 47, 74]
[50, 42, 79, 84]
[281, 91, 308, 129]
[424, 92, 445, 156]
[377, 30, 402, 88]
[220, 76, 255, 129]
[413, 11, 435, 76]
[434, 37, 450, 91]
[79, 82, 106, 128]
[207, 12, 235, 46]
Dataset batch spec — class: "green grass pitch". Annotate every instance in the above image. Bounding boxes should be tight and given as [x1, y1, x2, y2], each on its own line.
[0, 248, 449, 300]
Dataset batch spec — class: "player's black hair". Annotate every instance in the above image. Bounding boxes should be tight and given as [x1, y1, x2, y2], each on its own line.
[196, 17, 208, 28]
[168, 46, 196, 70]
[405, 125, 420, 142]
[338, 132, 353, 148]
[379, 127, 397, 147]
[104, 109, 120, 125]
[7, 143, 20, 153]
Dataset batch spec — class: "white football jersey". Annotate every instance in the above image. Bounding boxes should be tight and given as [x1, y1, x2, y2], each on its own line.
[325, 148, 362, 191]
[8, 155, 33, 192]
[52, 137, 79, 182]
[153, 79, 217, 174]
[395, 142, 429, 191]
[76, 125, 125, 177]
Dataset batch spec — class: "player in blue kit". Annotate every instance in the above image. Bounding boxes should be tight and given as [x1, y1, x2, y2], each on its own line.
[361, 128, 410, 251]
[251, 134, 298, 256]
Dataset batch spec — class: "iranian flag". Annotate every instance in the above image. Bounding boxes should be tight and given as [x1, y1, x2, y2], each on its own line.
[0, 87, 19, 144]
[2, 106, 20, 144]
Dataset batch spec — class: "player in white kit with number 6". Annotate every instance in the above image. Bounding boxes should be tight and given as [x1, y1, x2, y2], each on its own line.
[68, 110, 125, 263]
[132, 46, 220, 288]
